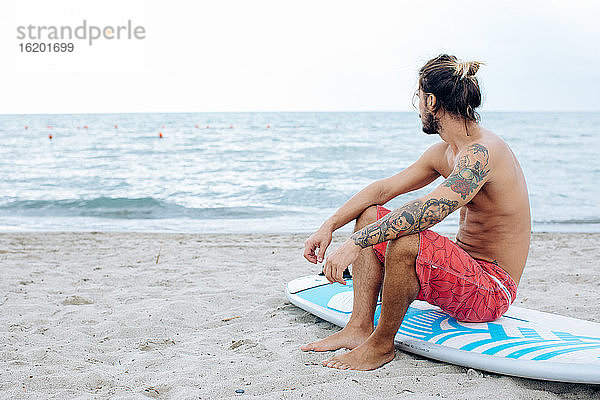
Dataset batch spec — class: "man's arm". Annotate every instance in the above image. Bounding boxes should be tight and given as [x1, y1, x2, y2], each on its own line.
[350, 143, 492, 248]
[304, 144, 443, 264]
[321, 143, 444, 232]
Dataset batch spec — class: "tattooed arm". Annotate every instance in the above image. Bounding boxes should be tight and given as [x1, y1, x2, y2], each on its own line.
[303, 143, 443, 264]
[349, 197, 459, 247]
[320, 143, 492, 284]
[350, 143, 492, 248]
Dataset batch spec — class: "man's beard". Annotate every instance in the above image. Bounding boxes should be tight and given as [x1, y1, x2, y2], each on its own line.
[420, 110, 440, 135]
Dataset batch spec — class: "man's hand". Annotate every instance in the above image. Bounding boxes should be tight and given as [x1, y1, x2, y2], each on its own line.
[303, 227, 333, 264]
[322, 239, 361, 285]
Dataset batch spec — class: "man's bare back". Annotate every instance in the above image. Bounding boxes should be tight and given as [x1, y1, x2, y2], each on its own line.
[429, 128, 531, 284]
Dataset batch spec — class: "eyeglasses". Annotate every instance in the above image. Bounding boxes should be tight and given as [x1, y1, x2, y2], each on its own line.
[412, 90, 433, 110]
[411, 89, 419, 110]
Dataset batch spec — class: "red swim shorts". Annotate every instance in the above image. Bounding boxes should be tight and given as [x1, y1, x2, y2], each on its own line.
[372, 205, 517, 323]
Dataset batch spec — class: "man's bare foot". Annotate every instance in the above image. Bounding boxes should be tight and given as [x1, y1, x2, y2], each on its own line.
[300, 325, 372, 352]
[321, 337, 395, 370]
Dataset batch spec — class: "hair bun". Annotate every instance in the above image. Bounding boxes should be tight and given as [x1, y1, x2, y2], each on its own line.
[455, 61, 482, 79]
[418, 54, 484, 122]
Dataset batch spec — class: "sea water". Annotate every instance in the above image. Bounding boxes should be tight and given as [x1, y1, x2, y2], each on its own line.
[0, 112, 598, 233]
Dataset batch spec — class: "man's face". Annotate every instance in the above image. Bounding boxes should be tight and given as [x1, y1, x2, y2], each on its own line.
[417, 89, 440, 135]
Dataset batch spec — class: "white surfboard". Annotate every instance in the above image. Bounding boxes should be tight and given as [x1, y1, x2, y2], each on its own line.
[286, 275, 600, 384]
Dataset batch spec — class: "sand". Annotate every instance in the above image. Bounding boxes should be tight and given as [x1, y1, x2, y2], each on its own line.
[0, 232, 599, 399]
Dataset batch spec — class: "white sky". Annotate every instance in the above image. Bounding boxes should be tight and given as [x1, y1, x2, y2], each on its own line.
[2, 0, 599, 114]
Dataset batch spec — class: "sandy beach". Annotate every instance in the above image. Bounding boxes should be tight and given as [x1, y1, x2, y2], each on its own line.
[1, 231, 599, 399]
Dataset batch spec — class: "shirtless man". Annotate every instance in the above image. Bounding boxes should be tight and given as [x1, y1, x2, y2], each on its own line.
[301, 54, 531, 371]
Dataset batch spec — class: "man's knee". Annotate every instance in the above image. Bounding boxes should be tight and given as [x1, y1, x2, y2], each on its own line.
[354, 205, 379, 232]
[385, 233, 420, 262]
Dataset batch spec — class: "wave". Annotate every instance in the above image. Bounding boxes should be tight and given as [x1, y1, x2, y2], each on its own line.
[1, 197, 599, 225]
[0, 197, 286, 220]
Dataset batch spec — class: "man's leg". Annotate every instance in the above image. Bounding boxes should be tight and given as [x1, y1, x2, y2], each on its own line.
[323, 233, 420, 370]
[301, 206, 384, 352]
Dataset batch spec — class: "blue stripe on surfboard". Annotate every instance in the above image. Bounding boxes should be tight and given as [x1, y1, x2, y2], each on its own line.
[553, 332, 583, 342]
[533, 344, 600, 361]
[502, 315, 530, 323]
[296, 282, 352, 309]
[402, 320, 434, 332]
[488, 323, 510, 339]
[465, 336, 600, 357]
[518, 327, 543, 339]
[399, 319, 432, 331]
[551, 332, 600, 342]
[398, 326, 429, 336]
[482, 339, 562, 355]
[459, 325, 515, 351]
[397, 331, 429, 340]
[507, 342, 598, 359]
[434, 320, 495, 345]
[458, 324, 513, 349]
[397, 327, 428, 339]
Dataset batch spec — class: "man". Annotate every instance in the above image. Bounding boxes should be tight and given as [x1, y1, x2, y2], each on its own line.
[301, 54, 531, 371]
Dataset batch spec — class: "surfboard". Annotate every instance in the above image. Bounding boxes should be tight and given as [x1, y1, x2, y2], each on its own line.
[286, 274, 600, 384]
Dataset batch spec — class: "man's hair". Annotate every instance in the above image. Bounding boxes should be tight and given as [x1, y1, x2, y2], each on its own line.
[418, 54, 484, 122]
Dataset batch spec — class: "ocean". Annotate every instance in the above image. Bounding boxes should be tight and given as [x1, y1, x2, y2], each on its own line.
[0, 112, 598, 233]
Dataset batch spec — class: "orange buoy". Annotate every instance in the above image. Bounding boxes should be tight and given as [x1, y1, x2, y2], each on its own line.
[229, 125, 234, 129]
[114, 125, 118, 129]
[267, 124, 270, 129]
[48, 134, 53, 139]
[159, 132, 163, 138]
[83, 125, 88, 129]
[195, 124, 199, 129]
[206, 125, 210, 129]
[25, 125, 28, 130]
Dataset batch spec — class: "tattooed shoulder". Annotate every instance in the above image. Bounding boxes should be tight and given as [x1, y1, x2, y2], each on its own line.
[443, 143, 491, 200]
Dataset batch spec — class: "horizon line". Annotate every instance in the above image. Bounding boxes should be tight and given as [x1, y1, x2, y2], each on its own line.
[2, 110, 599, 117]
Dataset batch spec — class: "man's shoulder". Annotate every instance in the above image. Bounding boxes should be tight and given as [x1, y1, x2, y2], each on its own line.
[460, 131, 518, 185]
[419, 142, 450, 173]
[427, 141, 450, 152]
[422, 141, 450, 159]
[474, 128, 510, 153]
[463, 130, 511, 163]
